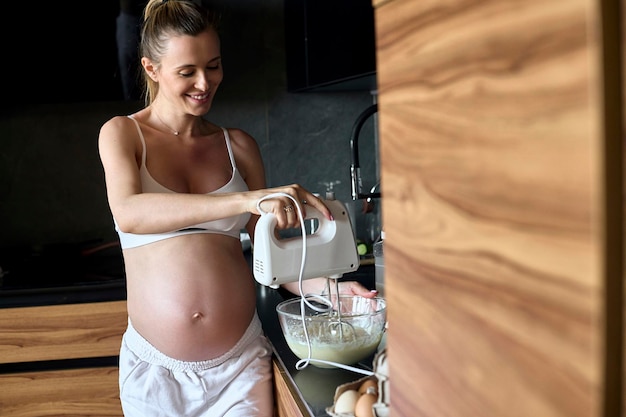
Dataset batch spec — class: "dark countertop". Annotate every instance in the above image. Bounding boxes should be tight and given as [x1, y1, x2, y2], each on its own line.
[0, 240, 126, 308]
[0, 281, 126, 308]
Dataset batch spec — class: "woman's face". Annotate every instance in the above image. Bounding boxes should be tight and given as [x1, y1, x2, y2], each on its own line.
[154, 28, 223, 114]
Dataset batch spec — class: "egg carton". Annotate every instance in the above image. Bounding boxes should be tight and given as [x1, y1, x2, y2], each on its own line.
[325, 348, 389, 417]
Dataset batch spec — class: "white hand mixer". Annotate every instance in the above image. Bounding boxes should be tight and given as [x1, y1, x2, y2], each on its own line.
[253, 193, 371, 371]
[253, 194, 359, 288]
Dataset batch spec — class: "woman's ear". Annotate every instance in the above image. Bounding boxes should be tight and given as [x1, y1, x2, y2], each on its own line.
[141, 57, 158, 82]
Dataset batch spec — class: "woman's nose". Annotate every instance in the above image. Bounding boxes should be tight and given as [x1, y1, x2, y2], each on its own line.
[195, 73, 210, 90]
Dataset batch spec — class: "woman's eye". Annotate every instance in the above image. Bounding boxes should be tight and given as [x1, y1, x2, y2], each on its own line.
[207, 65, 220, 70]
[180, 72, 194, 78]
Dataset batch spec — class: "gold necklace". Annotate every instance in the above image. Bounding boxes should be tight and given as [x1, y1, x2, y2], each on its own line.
[153, 109, 180, 136]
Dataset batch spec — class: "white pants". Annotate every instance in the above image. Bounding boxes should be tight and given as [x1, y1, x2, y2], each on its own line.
[118, 313, 274, 417]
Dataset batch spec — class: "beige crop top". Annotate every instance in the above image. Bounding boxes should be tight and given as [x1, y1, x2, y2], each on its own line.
[114, 116, 251, 249]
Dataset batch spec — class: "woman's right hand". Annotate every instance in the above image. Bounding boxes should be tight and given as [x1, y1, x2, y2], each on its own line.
[251, 184, 332, 229]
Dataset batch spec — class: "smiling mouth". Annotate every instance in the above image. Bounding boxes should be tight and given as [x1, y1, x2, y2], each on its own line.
[189, 92, 210, 100]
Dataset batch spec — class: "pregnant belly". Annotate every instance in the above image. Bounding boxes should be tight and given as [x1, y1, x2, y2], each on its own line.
[128, 281, 257, 361]
[123, 234, 258, 360]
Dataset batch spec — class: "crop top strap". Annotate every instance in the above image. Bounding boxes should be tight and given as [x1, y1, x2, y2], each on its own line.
[127, 115, 147, 167]
[221, 127, 236, 172]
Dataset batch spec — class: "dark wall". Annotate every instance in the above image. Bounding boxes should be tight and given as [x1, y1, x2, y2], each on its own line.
[0, 0, 379, 249]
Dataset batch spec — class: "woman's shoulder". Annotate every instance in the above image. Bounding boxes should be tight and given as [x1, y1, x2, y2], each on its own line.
[100, 114, 139, 135]
[222, 127, 259, 150]
[98, 113, 144, 154]
[222, 126, 256, 142]
[220, 127, 264, 178]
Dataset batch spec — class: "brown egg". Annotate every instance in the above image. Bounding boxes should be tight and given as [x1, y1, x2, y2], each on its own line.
[355, 392, 377, 417]
[358, 378, 378, 396]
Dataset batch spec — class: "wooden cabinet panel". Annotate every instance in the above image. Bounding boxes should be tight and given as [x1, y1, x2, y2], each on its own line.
[273, 359, 306, 417]
[374, 0, 609, 416]
[0, 301, 127, 416]
[0, 366, 122, 417]
[0, 301, 127, 364]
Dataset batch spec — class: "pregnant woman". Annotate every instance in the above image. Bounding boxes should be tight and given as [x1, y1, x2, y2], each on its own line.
[98, 1, 376, 416]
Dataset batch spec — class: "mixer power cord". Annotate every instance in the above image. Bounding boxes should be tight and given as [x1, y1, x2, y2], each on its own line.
[256, 192, 375, 376]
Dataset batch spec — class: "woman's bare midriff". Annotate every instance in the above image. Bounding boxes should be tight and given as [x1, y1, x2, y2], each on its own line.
[122, 233, 257, 361]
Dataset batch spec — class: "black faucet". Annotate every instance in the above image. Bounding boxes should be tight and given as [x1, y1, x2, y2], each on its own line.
[350, 103, 380, 201]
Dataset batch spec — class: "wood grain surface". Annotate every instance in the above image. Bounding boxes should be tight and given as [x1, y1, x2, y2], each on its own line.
[374, 0, 608, 416]
[0, 366, 122, 417]
[0, 301, 127, 364]
[273, 359, 306, 417]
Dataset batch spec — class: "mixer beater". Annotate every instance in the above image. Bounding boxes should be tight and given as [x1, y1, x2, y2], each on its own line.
[320, 277, 357, 341]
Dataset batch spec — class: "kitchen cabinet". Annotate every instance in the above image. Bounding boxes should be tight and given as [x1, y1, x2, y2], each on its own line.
[284, 0, 377, 92]
[372, 0, 623, 416]
[2, 367, 121, 416]
[273, 358, 307, 417]
[0, 301, 128, 416]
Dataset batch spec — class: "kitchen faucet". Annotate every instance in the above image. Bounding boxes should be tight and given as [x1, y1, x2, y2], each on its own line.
[350, 103, 380, 201]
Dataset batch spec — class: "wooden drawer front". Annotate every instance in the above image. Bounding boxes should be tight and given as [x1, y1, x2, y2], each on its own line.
[0, 366, 122, 416]
[273, 359, 306, 417]
[0, 301, 127, 364]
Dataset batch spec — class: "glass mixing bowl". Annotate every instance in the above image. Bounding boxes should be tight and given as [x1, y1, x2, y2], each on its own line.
[276, 295, 386, 368]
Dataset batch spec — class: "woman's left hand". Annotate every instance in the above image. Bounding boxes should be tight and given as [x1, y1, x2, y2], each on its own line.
[335, 281, 379, 298]
[281, 278, 378, 298]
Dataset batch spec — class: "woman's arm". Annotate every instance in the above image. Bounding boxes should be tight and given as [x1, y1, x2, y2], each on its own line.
[98, 121, 329, 234]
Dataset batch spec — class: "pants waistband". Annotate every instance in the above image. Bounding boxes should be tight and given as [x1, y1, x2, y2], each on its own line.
[123, 313, 262, 372]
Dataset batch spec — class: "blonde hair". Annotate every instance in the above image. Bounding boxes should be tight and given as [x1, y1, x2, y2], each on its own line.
[140, 0, 220, 105]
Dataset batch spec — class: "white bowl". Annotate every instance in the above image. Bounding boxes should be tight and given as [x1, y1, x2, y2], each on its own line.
[276, 295, 386, 368]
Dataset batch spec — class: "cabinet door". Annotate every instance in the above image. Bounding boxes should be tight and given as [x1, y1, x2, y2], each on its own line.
[374, 0, 613, 416]
[284, 0, 376, 92]
[0, 301, 127, 416]
[0, 367, 122, 417]
[0, 301, 127, 363]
